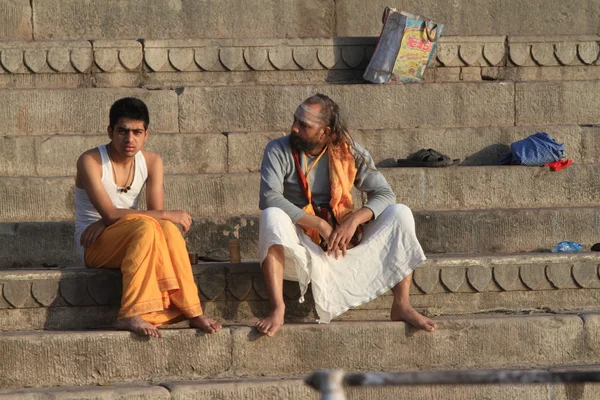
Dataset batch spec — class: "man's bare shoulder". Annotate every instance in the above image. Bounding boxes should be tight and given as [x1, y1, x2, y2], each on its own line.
[75, 148, 102, 188]
[141, 150, 163, 176]
[141, 150, 162, 165]
[77, 148, 102, 168]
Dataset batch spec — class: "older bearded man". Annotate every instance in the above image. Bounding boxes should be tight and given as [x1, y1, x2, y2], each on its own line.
[256, 93, 437, 336]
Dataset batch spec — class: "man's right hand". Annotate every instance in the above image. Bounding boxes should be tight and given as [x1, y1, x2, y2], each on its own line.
[165, 210, 193, 233]
[80, 219, 106, 248]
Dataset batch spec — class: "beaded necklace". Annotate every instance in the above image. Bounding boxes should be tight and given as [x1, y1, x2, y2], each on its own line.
[107, 143, 135, 194]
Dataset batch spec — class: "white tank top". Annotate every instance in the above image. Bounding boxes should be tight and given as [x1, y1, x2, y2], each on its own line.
[74, 145, 148, 258]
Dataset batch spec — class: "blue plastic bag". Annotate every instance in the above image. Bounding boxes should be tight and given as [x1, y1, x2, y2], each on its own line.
[498, 132, 565, 166]
[551, 241, 583, 253]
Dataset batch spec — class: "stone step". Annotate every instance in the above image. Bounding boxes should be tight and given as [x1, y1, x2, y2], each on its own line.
[2, 81, 600, 135]
[2, 125, 596, 177]
[0, 313, 597, 388]
[1, 36, 600, 89]
[2, 372, 599, 400]
[158, 374, 600, 400]
[178, 81, 600, 132]
[3, 206, 599, 268]
[3, 165, 599, 223]
[0, 253, 599, 331]
[0, 384, 170, 400]
[7, 1, 598, 41]
[1, 164, 598, 223]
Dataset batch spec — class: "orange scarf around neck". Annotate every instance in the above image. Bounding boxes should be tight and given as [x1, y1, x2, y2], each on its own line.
[292, 139, 358, 245]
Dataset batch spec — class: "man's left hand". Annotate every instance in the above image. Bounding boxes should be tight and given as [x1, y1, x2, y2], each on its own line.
[326, 213, 358, 259]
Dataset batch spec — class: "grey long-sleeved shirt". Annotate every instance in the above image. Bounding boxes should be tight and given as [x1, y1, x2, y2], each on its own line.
[259, 135, 396, 223]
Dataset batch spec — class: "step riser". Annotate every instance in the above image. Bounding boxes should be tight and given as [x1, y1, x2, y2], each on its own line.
[0, 81, 600, 135]
[0, 386, 169, 400]
[3, 165, 600, 222]
[33, 0, 335, 41]
[1, 255, 599, 331]
[3, 208, 598, 267]
[0, 89, 179, 135]
[0, 315, 594, 388]
[5, 288, 600, 332]
[336, 1, 600, 37]
[163, 380, 600, 400]
[1, 380, 597, 400]
[0, 165, 600, 222]
[1, 125, 593, 177]
[7, 1, 599, 40]
[1, 83, 599, 135]
[180, 82, 600, 132]
[181, 84, 514, 132]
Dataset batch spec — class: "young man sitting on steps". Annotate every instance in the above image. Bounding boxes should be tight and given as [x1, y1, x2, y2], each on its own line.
[256, 93, 437, 337]
[74, 97, 222, 338]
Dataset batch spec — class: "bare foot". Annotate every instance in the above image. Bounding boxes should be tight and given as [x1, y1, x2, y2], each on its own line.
[391, 303, 437, 332]
[255, 307, 285, 337]
[189, 315, 222, 334]
[115, 315, 162, 338]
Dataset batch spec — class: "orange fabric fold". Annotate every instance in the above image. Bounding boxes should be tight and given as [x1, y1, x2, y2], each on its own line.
[84, 214, 203, 326]
[294, 139, 358, 245]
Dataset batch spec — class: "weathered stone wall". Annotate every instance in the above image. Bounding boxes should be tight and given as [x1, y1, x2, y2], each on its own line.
[335, 0, 600, 37]
[0, 0, 32, 40]
[2, 1, 600, 40]
[32, 0, 335, 40]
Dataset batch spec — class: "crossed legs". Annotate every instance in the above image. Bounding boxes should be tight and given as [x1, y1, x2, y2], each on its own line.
[85, 214, 221, 337]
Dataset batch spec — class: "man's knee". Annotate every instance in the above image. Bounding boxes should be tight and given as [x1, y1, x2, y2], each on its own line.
[385, 204, 414, 221]
[262, 244, 284, 269]
[127, 216, 160, 240]
[260, 207, 290, 225]
[158, 219, 180, 234]
[267, 244, 284, 256]
[157, 220, 185, 245]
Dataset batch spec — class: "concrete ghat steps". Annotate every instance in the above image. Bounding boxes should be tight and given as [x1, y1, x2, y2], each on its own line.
[3, 82, 600, 135]
[2, 125, 597, 177]
[5, 0, 599, 41]
[0, 313, 598, 388]
[1, 165, 599, 223]
[1, 373, 600, 400]
[1, 253, 599, 332]
[3, 206, 600, 267]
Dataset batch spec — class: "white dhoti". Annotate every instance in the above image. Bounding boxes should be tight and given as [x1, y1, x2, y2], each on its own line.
[258, 204, 426, 323]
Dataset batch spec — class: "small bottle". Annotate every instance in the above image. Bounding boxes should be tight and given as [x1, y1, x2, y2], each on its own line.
[229, 239, 241, 263]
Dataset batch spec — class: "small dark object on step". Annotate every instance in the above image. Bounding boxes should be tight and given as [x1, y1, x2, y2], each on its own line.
[591, 243, 600, 252]
[396, 148, 459, 167]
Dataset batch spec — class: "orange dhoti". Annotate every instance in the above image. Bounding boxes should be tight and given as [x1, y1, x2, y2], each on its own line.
[85, 214, 202, 326]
